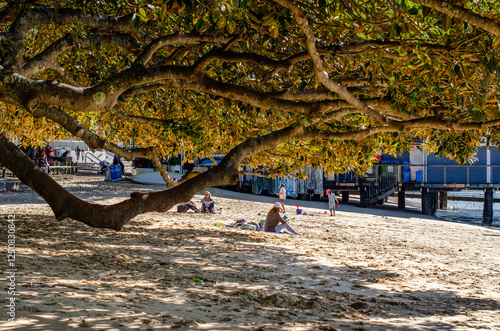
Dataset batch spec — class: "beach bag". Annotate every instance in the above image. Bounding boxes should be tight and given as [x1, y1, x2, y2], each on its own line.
[240, 224, 257, 231]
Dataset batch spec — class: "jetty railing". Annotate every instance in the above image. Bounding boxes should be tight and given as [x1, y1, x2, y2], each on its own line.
[368, 170, 399, 199]
[398, 164, 500, 186]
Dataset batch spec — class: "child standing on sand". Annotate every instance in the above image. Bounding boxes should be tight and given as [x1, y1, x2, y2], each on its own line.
[326, 189, 339, 216]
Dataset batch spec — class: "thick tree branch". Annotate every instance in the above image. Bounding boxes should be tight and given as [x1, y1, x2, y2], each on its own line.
[123, 77, 320, 116]
[118, 84, 166, 101]
[193, 48, 300, 74]
[30, 105, 152, 160]
[0, 65, 347, 119]
[112, 109, 187, 127]
[29, 105, 182, 185]
[274, 0, 389, 125]
[150, 148, 177, 187]
[325, 40, 453, 54]
[134, 32, 233, 67]
[156, 76, 372, 118]
[127, 77, 394, 121]
[412, 0, 500, 36]
[192, 41, 452, 79]
[300, 116, 494, 141]
[18, 35, 81, 85]
[19, 33, 141, 79]
[0, 122, 305, 229]
[482, 119, 500, 128]
[0, 64, 183, 112]
[239, 170, 275, 178]
[5, 8, 143, 68]
[272, 88, 389, 105]
[0, 132, 235, 229]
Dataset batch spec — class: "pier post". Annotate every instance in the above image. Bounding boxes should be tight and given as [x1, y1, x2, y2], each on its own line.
[360, 187, 369, 207]
[483, 188, 494, 226]
[341, 191, 349, 203]
[438, 192, 447, 210]
[421, 188, 431, 215]
[431, 191, 438, 214]
[398, 188, 405, 210]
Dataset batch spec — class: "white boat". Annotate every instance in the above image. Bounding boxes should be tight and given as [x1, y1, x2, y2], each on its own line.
[131, 171, 183, 185]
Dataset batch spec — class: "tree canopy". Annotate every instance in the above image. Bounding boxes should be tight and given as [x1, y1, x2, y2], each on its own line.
[2, 0, 500, 229]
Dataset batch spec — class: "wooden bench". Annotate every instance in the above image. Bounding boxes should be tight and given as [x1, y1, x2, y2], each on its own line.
[1, 162, 78, 176]
[0, 164, 13, 178]
[50, 161, 78, 174]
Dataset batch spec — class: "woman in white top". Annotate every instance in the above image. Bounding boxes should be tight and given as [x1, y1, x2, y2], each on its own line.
[277, 183, 286, 213]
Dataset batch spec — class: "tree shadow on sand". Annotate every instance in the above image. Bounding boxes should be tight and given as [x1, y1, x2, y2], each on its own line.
[1, 215, 499, 330]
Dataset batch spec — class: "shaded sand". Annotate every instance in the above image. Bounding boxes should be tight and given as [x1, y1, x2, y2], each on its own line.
[1, 174, 499, 330]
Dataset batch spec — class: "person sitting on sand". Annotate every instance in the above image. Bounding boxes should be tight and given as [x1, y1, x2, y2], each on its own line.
[177, 200, 200, 213]
[264, 202, 301, 235]
[201, 191, 216, 213]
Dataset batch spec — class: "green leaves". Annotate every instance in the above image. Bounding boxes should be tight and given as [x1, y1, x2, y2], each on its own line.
[408, 7, 418, 15]
[131, 13, 142, 28]
[395, 24, 402, 36]
[2, 0, 500, 180]
[425, 131, 481, 165]
[236, 0, 248, 9]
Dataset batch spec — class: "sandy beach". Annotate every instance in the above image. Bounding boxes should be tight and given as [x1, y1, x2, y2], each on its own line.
[1, 173, 499, 330]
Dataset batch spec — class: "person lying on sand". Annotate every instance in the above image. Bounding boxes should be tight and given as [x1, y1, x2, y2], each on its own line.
[264, 202, 301, 235]
[177, 200, 200, 213]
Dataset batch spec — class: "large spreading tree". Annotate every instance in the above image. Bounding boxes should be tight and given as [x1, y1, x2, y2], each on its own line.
[1, 0, 500, 229]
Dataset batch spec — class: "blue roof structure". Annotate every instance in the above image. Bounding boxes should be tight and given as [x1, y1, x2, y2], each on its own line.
[200, 157, 223, 165]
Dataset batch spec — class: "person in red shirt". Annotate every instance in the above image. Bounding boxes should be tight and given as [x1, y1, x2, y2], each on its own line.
[44, 143, 53, 157]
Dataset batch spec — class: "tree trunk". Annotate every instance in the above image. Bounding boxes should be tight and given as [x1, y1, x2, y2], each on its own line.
[0, 134, 238, 230]
[0, 126, 297, 230]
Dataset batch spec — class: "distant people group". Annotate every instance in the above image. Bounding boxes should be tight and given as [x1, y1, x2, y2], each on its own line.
[176, 184, 341, 238]
[34, 142, 89, 174]
[76, 145, 85, 162]
[178, 191, 217, 214]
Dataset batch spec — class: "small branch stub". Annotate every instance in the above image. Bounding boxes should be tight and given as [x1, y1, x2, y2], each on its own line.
[25, 95, 41, 112]
[76, 128, 84, 138]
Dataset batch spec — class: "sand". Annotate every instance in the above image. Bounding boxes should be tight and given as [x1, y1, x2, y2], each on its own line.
[0, 174, 499, 330]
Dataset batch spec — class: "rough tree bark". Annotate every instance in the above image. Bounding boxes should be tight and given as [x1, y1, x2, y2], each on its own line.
[0, 134, 235, 230]
[0, 125, 302, 230]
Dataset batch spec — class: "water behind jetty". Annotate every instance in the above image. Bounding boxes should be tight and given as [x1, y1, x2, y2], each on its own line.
[406, 191, 500, 227]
